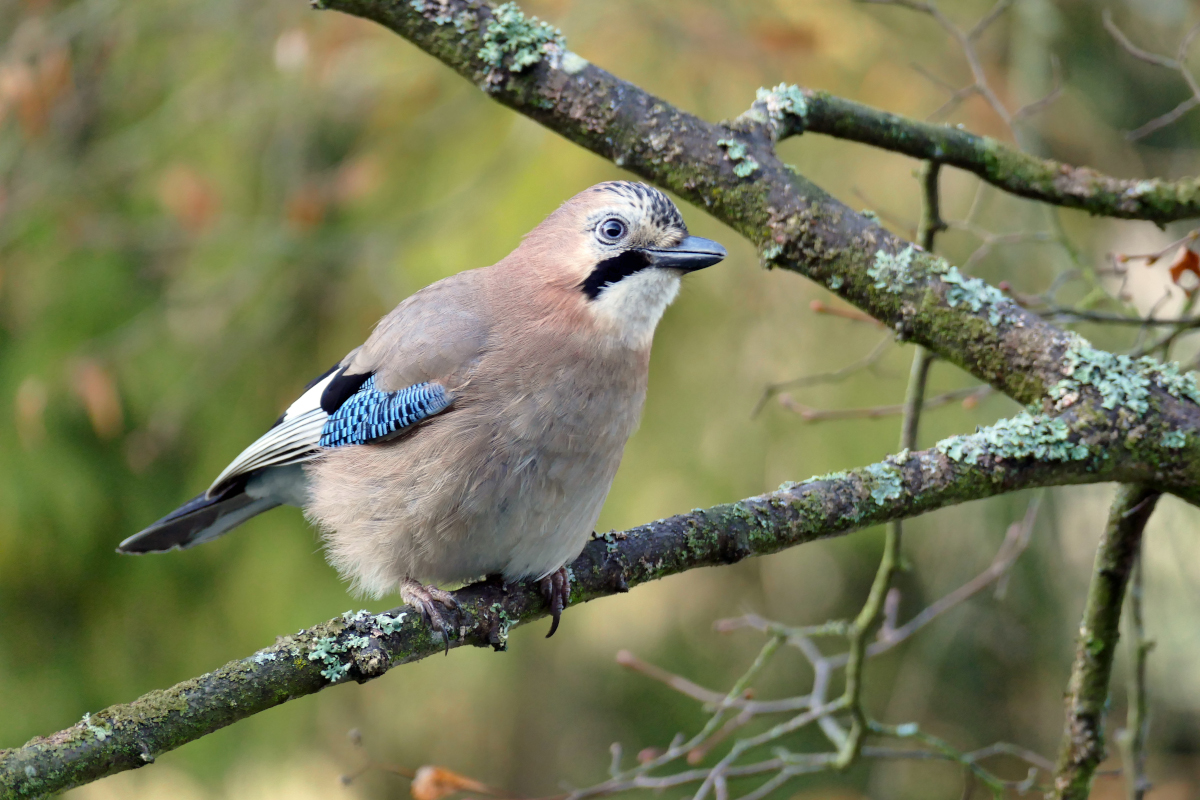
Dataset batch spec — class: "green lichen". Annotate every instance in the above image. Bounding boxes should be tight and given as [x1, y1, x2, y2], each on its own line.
[760, 241, 783, 261]
[860, 209, 880, 222]
[862, 462, 904, 505]
[1162, 429, 1187, 449]
[936, 411, 1090, 465]
[375, 611, 408, 634]
[81, 713, 112, 742]
[936, 263, 1013, 326]
[867, 246, 916, 293]
[745, 83, 808, 136]
[1051, 337, 1152, 415]
[478, 3, 565, 73]
[1148, 358, 1200, 405]
[717, 138, 759, 177]
[306, 614, 393, 683]
[828, 274, 844, 290]
[560, 51, 588, 74]
[598, 530, 625, 553]
[489, 602, 516, 647]
[1049, 335, 1200, 417]
[867, 248, 1020, 327]
[805, 469, 851, 483]
[733, 161, 758, 178]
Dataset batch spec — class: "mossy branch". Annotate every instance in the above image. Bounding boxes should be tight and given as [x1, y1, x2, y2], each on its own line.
[321, 0, 1200, 503]
[0, 415, 1151, 798]
[1050, 485, 1161, 799]
[6, 3, 1200, 796]
[748, 86, 1200, 223]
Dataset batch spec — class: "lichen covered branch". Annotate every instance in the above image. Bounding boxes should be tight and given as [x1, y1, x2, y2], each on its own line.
[0, 414, 1141, 798]
[571, 503, 1049, 800]
[1049, 485, 1161, 800]
[1118, 553, 1153, 800]
[761, 86, 1200, 222]
[322, 0, 1200, 503]
[6, 2, 1200, 796]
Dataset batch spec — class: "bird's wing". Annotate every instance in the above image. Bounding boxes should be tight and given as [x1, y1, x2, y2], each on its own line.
[205, 270, 490, 498]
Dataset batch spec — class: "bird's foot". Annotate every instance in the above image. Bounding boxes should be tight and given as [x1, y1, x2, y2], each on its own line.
[400, 578, 458, 654]
[539, 567, 570, 639]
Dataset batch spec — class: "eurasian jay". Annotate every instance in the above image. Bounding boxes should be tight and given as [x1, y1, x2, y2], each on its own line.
[118, 181, 727, 638]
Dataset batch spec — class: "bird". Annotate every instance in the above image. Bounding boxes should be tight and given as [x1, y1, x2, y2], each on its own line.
[118, 181, 727, 641]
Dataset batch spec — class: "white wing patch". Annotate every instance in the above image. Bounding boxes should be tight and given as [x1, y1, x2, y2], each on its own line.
[206, 370, 338, 498]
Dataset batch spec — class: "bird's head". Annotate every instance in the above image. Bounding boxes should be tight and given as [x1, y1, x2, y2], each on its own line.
[519, 181, 727, 348]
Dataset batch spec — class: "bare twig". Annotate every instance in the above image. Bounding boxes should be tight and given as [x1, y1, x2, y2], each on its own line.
[869, 495, 1039, 656]
[1116, 230, 1200, 266]
[808, 299, 885, 326]
[753, 335, 893, 417]
[831, 162, 946, 771]
[721, 495, 1040, 671]
[945, 218, 1058, 272]
[615, 650, 728, 707]
[1103, 11, 1200, 140]
[778, 384, 990, 422]
[596, 497, 1046, 800]
[861, 0, 1018, 134]
[1012, 54, 1064, 122]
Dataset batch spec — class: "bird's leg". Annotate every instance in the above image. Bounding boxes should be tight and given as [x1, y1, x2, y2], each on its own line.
[400, 578, 458, 654]
[539, 567, 570, 638]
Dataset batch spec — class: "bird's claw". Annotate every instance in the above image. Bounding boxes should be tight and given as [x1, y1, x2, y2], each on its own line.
[400, 578, 458, 655]
[540, 567, 570, 638]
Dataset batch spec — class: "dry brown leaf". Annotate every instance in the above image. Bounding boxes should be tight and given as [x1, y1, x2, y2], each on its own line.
[410, 765, 497, 800]
[1167, 246, 1200, 295]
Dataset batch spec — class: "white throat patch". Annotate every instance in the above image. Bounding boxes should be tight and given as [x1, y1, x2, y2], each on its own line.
[588, 267, 681, 348]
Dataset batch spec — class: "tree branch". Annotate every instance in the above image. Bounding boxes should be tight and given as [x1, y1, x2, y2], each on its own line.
[6, 2, 1200, 795]
[750, 87, 1200, 223]
[318, 0, 1200, 498]
[0, 417, 1154, 798]
[1118, 551, 1153, 800]
[1050, 485, 1161, 799]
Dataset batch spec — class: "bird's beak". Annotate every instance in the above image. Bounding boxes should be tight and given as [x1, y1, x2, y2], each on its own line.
[642, 235, 727, 272]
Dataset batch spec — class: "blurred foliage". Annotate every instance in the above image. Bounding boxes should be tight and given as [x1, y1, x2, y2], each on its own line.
[2, 0, 1200, 797]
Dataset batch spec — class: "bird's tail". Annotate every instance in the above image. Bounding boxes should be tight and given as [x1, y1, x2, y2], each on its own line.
[117, 488, 279, 554]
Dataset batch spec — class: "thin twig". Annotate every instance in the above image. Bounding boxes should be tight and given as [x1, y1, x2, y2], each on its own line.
[861, 0, 1018, 134]
[868, 495, 1040, 657]
[808, 299, 885, 326]
[1115, 229, 1200, 265]
[778, 385, 991, 422]
[1013, 54, 1064, 122]
[754, 335, 893, 416]
[1103, 10, 1200, 140]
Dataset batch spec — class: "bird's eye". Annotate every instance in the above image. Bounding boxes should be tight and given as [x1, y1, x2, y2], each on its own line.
[598, 218, 627, 242]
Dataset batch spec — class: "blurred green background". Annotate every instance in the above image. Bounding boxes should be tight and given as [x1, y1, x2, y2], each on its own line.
[3, 0, 1200, 797]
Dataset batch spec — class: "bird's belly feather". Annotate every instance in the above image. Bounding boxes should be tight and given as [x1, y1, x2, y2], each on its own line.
[304, 386, 640, 598]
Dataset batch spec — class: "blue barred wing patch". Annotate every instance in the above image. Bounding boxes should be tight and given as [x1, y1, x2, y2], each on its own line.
[319, 375, 452, 448]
